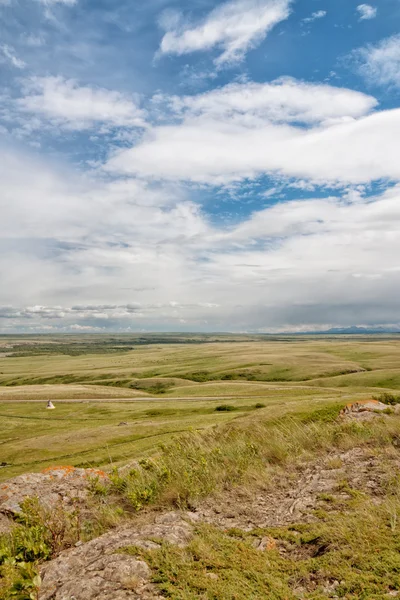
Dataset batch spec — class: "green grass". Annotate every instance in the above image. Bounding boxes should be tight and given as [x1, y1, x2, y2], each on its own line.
[0, 399, 247, 480]
[86, 403, 394, 516]
[1, 336, 398, 390]
[115, 410, 400, 599]
[2, 335, 400, 479]
[3, 335, 400, 598]
[2, 400, 400, 599]
[133, 495, 400, 599]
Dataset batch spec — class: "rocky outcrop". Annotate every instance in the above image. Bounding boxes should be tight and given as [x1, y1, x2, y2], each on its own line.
[340, 399, 389, 420]
[39, 512, 192, 600]
[36, 444, 400, 599]
[0, 466, 108, 530]
[0, 466, 192, 599]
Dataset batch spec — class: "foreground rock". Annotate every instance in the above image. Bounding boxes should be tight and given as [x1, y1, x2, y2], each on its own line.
[39, 512, 192, 600]
[0, 466, 108, 530]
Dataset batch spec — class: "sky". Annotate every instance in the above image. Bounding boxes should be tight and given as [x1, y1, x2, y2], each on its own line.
[0, 0, 400, 333]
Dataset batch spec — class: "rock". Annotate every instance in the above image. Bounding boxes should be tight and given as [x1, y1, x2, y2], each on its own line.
[118, 422, 129, 426]
[253, 536, 277, 551]
[185, 511, 201, 523]
[154, 511, 181, 525]
[0, 466, 109, 524]
[39, 514, 192, 599]
[340, 399, 389, 420]
[0, 512, 13, 534]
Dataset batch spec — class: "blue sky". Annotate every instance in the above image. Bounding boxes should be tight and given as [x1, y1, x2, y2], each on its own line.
[1, 0, 400, 332]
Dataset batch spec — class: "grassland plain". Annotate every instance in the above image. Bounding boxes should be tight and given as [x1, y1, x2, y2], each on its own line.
[1, 334, 400, 480]
[2, 335, 400, 598]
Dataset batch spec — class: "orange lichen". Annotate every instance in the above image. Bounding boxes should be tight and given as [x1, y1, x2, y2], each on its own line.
[341, 399, 386, 415]
[40, 465, 108, 479]
[344, 399, 379, 408]
[42, 465, 76, 476]
[86, 469, 108, 478]
[265, 538, 277, 551]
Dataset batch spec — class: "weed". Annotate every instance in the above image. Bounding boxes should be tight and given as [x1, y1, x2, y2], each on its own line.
[0, 497, 83, 599]
[326, 456, 343, 470]
[0, 562, 41, 600]
[374, 392, 400, 405]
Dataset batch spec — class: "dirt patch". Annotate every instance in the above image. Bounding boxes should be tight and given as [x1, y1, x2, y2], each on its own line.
[186, 446, 398, 531]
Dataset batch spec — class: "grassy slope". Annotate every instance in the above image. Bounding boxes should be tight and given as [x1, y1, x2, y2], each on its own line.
[3, 405, 400, 599]
[118, 409, 400, 599]
[139, 505, 400, 600]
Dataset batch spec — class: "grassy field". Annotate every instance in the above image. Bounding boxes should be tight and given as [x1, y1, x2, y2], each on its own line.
[2, 334, 400, 598]
[1, 334, 400, 480]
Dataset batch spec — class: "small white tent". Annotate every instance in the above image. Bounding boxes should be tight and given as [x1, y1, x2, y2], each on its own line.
[46, 401, 55, 410]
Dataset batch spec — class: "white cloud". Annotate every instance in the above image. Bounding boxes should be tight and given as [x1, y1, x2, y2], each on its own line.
[0, 45, 26, 69]
[2, 144, 400, 332]
[159, 0, 292, 66]
[356, 4, 377, 20]
[303, 10, 327, 24]
[353, 34, 400, 88]
[106, 78, 391, 186]
[38, 0, 77, 5]
[17, 76, 146, 130]
[167, 77, 376, 124]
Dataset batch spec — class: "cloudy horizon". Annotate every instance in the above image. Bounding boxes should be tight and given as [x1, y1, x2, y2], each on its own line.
[1, 0, 399, 333]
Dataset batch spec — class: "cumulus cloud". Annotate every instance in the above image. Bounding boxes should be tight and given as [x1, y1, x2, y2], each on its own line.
[0, 45, 26, 69]
[302, 10, 327, 24]
[166, 77, 376, 124]
[105, 78, 394, 186]
[16, 76, 146, 130]
[2, 144, 400, 332]
[353, 34, 400, 88]
[356, 4, 377, 20]
[159, 0, 292, 66]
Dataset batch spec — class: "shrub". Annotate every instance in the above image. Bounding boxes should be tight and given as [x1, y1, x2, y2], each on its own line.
[0, 497, 83, 599]
[374, 392, 400, 406]
[215, 405, 236, 412]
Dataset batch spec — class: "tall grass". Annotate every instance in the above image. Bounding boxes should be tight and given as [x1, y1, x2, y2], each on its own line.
[101, 405, 400, 511]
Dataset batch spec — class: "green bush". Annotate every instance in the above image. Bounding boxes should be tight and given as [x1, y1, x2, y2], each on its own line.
[215, 405, 236, 412]
[0, 496, 85, 599]
[374, 392, 400, 405]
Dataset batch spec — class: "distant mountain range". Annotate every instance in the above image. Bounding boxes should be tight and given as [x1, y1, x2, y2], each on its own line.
[297, 326, 400, 335]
